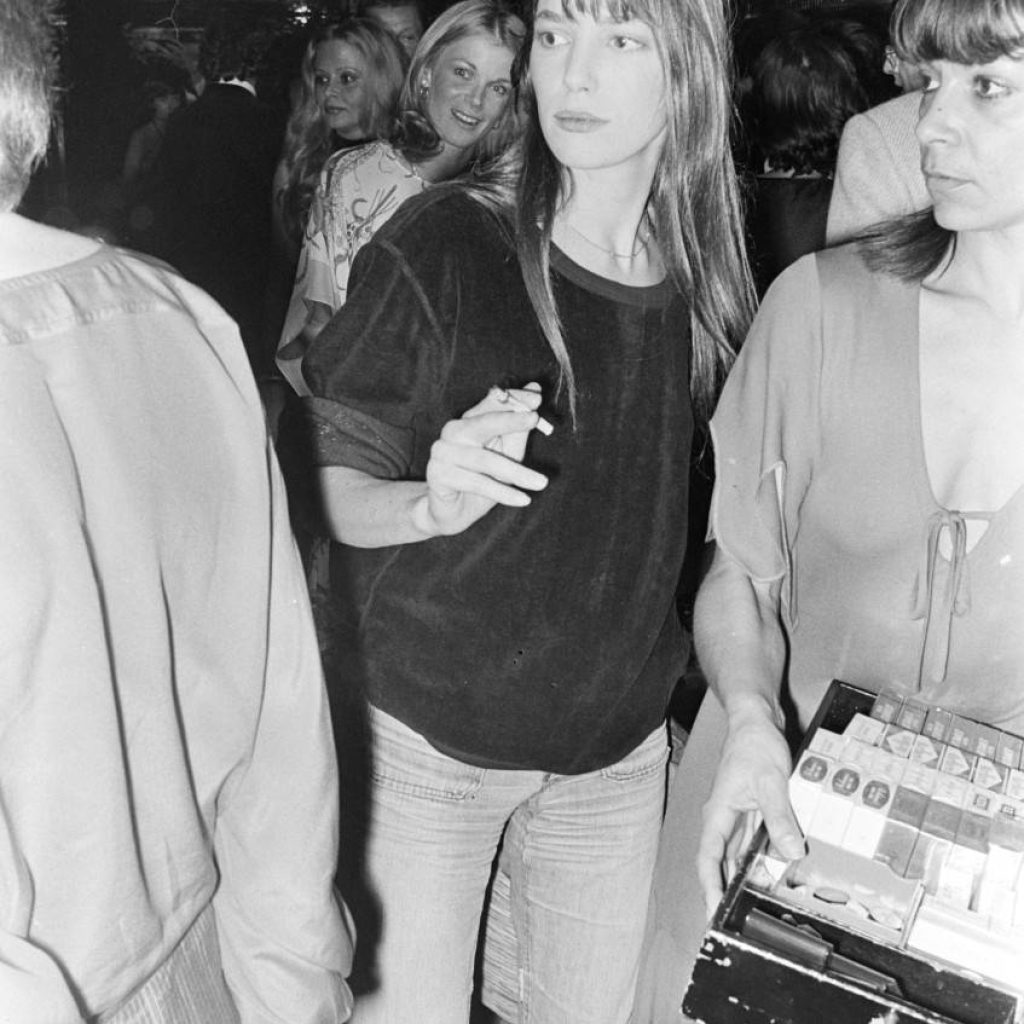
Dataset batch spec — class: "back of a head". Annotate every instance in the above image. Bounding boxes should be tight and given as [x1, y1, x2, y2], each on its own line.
[200, 24, 274, 84]
[0, 0, 55, 214]
[749, 14, 870, 176]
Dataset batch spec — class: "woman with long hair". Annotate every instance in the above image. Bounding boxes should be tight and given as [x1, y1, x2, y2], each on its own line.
[275, 0, 525, 394]
[272, 17, 407, 261]
[298, 0, 753, 1018]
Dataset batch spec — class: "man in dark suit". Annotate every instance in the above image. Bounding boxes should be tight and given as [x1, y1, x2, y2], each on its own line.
[161, 27, 281, 377]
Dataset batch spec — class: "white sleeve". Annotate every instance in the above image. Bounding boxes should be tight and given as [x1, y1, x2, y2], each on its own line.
[0, 797, 85, 1024]
[212, 438, 354, 1024]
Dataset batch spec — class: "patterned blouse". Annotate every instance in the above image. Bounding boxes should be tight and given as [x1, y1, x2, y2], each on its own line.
[276, 140, 427, 395]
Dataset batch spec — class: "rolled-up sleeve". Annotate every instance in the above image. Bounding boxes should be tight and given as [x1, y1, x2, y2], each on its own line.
[302, 232, 452, 479]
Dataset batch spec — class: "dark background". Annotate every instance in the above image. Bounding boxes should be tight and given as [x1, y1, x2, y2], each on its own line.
[25, 0, 892, 234]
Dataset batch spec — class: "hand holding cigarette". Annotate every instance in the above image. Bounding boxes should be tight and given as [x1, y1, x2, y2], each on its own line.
[420, 381, 552, 537]
[489, 385, 554, 437]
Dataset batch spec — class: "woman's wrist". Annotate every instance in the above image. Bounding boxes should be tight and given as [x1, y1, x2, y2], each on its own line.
[722, 690, 785, 733]
[409, 490, 439, 540]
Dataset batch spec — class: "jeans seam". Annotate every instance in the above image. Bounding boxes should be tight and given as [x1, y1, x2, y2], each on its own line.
[369, 769, 483, 801]
[517, 838, 532, 1024]
[599, 742, 669, 781]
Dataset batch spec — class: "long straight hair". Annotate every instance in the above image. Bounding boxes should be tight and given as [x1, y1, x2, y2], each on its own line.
[860, 0, 1024, 281]
[470, 0, 754, 424]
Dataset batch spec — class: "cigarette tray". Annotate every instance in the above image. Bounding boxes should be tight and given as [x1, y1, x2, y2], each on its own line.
[683, 680, 1024, 1024]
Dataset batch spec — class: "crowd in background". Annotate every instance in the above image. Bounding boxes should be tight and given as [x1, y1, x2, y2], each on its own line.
[25, 0, 906, 321]
[24, 0, 913, 583]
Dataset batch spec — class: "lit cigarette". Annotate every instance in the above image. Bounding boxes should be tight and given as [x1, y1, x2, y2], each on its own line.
[497, 388, 554, 436]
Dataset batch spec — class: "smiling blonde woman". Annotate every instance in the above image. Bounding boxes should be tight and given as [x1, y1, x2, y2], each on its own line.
[276, 0, 525, 395]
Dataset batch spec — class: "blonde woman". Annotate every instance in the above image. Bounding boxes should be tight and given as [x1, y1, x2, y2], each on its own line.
[271, 17, 407, 262]
[276, 0, 525, 394]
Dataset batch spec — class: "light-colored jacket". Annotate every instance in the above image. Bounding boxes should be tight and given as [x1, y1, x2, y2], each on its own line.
[826, 91, 930, 245]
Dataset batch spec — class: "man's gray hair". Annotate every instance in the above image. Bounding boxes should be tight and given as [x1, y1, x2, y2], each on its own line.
[0, 0, 56, 212]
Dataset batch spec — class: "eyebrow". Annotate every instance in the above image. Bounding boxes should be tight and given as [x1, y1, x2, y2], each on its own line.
[449, 57, 512, 83]
[533, 8, 624, 27]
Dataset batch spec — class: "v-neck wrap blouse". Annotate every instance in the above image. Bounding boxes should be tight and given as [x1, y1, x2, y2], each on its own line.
[710, 246, 1024, 734]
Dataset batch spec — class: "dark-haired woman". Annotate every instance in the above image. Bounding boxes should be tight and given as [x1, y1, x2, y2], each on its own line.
[299, 0, 753, 1017]
[695, 0, 1024, 913]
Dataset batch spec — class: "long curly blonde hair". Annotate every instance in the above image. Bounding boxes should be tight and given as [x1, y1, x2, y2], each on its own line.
[277, 17, 407, 246]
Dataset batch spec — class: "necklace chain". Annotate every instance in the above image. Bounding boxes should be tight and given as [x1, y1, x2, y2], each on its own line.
[565, 220, 650, 260]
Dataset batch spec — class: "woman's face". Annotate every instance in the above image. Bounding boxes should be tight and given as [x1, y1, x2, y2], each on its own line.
[314, 39, 372, 140]
[529, 0, 667, 180]
[422, 33, 516, 154]
[917, 56, 1024, 234]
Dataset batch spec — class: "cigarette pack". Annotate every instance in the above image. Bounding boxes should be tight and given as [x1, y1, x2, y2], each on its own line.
[685, 681, 1024, 1024]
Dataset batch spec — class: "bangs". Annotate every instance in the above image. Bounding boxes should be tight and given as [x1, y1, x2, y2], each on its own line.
[893, 0, 1024, 64]
[557, 0, 655, 24]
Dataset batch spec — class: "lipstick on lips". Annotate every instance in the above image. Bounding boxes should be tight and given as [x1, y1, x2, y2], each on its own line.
[553, 110, 608, 132]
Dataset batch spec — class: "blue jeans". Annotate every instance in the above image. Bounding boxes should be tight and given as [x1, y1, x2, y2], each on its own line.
[351, 705, 668, 1024]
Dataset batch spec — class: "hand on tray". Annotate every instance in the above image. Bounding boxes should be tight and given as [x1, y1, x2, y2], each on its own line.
[697, 707, 806, 912]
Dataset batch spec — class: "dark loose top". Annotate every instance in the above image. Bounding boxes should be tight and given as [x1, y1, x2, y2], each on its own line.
[304, 189, 693, 774]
